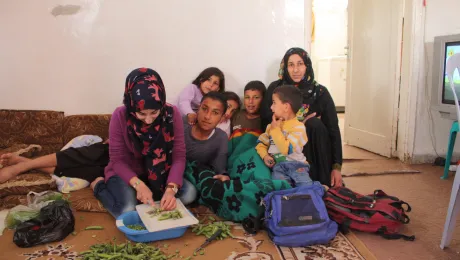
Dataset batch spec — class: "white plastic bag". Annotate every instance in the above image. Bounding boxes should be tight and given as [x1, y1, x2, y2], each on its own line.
[5, 191, 64, 229]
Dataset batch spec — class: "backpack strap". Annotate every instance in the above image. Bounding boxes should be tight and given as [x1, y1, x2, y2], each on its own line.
[332, 187, 373, 203]
[373, 190, 412, 212]
[389, 201, 412, 213]
[376, 227, 415, 241]
[337, 217, 353, 234]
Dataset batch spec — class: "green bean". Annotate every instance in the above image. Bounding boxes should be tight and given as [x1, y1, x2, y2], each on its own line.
[85, 225, 104, 230]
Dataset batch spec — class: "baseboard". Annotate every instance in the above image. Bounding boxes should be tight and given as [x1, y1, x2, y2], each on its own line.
[336, 106, 345, 113]
[410, 152, 460, 164]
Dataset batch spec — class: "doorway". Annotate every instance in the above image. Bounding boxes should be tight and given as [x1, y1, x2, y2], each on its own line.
[310, 0, 348, 113]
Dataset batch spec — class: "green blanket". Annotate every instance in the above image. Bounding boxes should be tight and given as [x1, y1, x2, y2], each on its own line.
[184, 129, 290, 222]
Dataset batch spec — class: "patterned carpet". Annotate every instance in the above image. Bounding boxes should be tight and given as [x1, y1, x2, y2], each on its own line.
[277, 232, 376, 260]
[191, 205, 375, 260]
[0, 207, 375, 260]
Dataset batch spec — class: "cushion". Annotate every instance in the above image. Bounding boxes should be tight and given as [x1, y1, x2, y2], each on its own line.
[0, 144, 42, 160]
[0, 187, 107, 213]
[68, 188, 107, 213]
[0, 195, 28, 211]
[0, 110, 65, 155]
[62, 114, 111, 145]
[0, 186, 108, 213]
[61, 135, 103, 151]
[0, 172, 57, 199]
[53, 176, 89, 194]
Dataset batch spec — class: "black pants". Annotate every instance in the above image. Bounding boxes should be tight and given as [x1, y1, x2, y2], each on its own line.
[303, 118, 332, 186]
[54, 143, 109, 182]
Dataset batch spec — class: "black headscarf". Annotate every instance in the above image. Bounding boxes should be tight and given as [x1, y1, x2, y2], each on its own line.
[278, 47, 325, 106]
[124, 68, 174, 199]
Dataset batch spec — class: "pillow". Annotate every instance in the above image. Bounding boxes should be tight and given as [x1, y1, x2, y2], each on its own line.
[0, 195, 28, 210]
[0, 172, 57, 199]
[68, 187, 107, 213]
[0, 144, 42, 165]
[61, 135, 103, 151]
[52, 175, 89, 194]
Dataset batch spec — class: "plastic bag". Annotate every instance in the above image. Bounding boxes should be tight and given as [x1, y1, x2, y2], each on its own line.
[6, 191, 64, 229]
[13, 200, 75, 248]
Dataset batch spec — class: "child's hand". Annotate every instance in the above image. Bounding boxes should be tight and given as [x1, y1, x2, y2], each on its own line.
[213, 174, 230, 182]
[271, 114, 282, 129]
[263, 155, 275, 168]
[187, 113, 197, 125]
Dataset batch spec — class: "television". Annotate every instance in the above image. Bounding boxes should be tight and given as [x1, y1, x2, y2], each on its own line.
[431, 34, 460, 120]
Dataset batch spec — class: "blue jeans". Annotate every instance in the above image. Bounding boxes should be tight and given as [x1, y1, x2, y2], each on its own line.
[272, 161, 313, 187]
[94, 175, 197, 218]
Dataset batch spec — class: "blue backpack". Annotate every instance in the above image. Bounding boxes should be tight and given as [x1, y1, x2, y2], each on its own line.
[262, 182, 338, 247]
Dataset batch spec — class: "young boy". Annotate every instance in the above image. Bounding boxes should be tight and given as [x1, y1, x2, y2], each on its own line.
[231, 81, 266, 132]
[183, 92, 230, 182]
[255, 85, 312, 187]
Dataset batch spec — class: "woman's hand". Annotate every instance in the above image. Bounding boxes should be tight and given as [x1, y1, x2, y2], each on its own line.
[331, 169, 343, 187]
[187, 113, 197, 125]
[263, 155, 275, 168]
[161, 189, 177, 211]
[136, 182, 154, 206]
[213, 174, 230, 182]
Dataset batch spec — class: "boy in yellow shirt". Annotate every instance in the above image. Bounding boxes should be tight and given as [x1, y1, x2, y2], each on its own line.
[256, 85, 312, 187]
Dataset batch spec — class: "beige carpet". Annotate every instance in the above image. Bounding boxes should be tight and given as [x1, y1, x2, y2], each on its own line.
[342, 158, 421, 177]
[345, 164, 460, 260]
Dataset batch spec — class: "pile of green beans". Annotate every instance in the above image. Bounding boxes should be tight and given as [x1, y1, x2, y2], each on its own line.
[147, 208, 163, 217]
[126, 224, 146, 231]
[191, 221, 234, 240]
[158, 209, 183, 221]
[79, 241, 171, 260]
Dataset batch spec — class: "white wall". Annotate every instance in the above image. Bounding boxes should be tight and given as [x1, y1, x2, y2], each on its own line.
[0, 0, 306, 115]
[411, 0, 460, 163]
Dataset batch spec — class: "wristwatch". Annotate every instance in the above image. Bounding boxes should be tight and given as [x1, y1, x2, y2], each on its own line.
[166, 184, 178, 194]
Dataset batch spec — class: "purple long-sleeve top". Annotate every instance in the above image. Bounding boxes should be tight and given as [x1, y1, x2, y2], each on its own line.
[104, 105, 186, 187]
[176, 84, 203, 116]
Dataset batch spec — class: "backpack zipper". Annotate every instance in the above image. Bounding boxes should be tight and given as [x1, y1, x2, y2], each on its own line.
[282, 194, 312, 200]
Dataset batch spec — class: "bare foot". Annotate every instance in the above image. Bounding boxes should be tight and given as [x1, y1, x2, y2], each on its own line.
[0, 153, 26, 167]
[0, 164, 24, 183]
[90, 177, 104, 191]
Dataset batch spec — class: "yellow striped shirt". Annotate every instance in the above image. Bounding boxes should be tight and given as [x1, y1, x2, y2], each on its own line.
[255, 117, 308, 164]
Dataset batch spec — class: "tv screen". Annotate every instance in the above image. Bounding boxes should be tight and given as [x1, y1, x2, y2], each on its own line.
[442, 41, 460, 105]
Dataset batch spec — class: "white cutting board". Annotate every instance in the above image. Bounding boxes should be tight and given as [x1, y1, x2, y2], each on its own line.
[135, 199, 198, 233]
